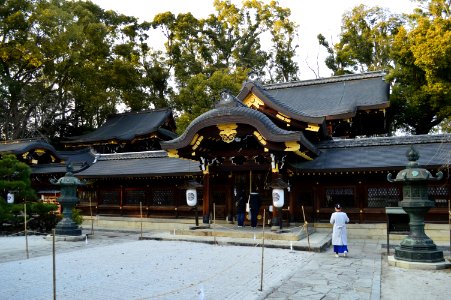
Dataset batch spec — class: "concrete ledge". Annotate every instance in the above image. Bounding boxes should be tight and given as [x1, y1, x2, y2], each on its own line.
[388, 255, 451, 270]
[44, 234, 87, 242]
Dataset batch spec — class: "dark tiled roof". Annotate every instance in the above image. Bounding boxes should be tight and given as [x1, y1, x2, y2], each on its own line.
[0, 139, 60, 158]
[31, 163, 68, 175]
[161, 106, 319, 155]
[239, 71, 389, 123]
[291, 134, 451, 172]
[76, 151, 201, 178]
[57, 148, 97, 166]
[31, 149, 97, 175]
[64, 109, 176, 144]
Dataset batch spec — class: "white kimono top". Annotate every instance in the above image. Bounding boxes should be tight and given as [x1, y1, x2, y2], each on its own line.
[330, 211, 350, 246]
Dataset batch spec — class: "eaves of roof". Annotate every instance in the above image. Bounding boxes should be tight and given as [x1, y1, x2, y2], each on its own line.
[76, 150, 201, 178]
[63, 108, 174, 144]
[0, 139, 62, 160]
[291, 134, 451, 172]
[160, 106, 319, 155]
[238, 71, 389, 123]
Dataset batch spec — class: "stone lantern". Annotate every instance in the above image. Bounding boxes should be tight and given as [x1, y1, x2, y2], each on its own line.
[387, 146, 444, 263]
[50, 164, 84, 236]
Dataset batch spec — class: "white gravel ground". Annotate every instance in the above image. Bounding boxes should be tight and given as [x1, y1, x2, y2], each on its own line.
[0, 236, 312, 300]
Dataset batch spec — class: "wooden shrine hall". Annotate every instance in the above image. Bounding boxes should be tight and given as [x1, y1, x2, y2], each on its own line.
[73, 71, 450, 225]
[2, 72, 449, 225]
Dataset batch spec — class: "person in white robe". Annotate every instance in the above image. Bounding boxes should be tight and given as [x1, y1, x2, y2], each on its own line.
[330, 203, 349, 257]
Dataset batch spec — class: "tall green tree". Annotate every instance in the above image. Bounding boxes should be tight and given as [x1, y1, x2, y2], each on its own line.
[317, 5, 402, 75]
[0, 154, 36, 201]
[389, 0, 451, 134]
[153, 0, 299, 132]
[0, 0, 170, 142]
[318, 1, 451, 134]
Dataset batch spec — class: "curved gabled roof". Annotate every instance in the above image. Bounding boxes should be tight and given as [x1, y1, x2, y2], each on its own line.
[161, 106, 319, 155]
[238, 71, 389, 124]
[0, 139, 61, 160]
[63, 108, 176, 144]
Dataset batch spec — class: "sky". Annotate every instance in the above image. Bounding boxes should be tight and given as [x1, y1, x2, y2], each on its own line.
[89, 0, 419, 80]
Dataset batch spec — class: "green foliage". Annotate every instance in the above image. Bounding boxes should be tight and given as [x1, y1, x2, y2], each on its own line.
[174, 67, 249, 134]
[0, 200, 12, 225]
[0, 0, 171, 141]
[72, 208, 83, 225]
[153, 0, 299, 133]
[388, 0, 451, 134]
[0, 154, 36, 201]
[318, 5, 402, 75]
[319, 0, 451, 134]
[0, 201, 61, 233]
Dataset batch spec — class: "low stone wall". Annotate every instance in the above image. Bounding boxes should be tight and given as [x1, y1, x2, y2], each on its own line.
[81, 216, 198, 232]
[314, 223, 450, 242]
[82, 216, 450, 244]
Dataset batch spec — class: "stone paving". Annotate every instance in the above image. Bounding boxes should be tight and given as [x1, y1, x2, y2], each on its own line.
[263, 239, 382, 300]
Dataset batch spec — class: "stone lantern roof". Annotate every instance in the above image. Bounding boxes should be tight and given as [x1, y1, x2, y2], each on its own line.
[387, 146, 443, 183]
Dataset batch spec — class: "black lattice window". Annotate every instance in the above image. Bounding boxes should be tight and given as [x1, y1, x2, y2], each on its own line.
[367, 187, 401, 208]
[124, 189, 146, 205]
[78, 190, 97, 204]
[324, 187, 355, 208]
[428, 185, 449, 208]
[151, 190, 174, 206]
[99, 190, 120, 205]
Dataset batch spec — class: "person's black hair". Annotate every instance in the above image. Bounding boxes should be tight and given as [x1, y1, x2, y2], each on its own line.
[335, 203, 341, 209]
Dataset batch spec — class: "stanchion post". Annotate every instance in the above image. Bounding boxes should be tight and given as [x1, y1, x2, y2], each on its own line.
[24, 202, 29, 259]
[259, 209, 266, 291]
[89, 194, 94, 235]
[140, 201, 143, 238]
[52, 229, 56, 300]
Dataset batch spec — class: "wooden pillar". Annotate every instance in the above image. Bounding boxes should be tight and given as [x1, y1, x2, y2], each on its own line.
[202, 170, 210, 224]
[288, 185, 295, 224]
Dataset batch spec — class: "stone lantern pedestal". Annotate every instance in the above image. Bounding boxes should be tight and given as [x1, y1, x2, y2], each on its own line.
[387, 147, 446, 267]
[51, 164, 84, 236]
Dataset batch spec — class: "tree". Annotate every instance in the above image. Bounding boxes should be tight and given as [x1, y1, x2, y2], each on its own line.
[174, 67, 248, 134]
[318, 1, 451, 134]
[153, 0, 300, 133]
[388, 0, 451, 134]
[0, 0, 171, 142]
[318, 5, 402, 75]
[0, 154, 36, 202]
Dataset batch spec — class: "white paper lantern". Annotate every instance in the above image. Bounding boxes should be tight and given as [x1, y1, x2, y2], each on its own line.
[7, 192, 14, 204]
[186, 188, 197, 206]
[272, 188, 284, 208]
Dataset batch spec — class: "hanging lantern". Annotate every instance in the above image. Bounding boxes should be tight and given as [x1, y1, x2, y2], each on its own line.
[7, 192, 14, 204]
[268, 177, 289, 208]
[180, 180, 203, 207]
[272, 188, 284, 208]
[186, 188, 197, 207]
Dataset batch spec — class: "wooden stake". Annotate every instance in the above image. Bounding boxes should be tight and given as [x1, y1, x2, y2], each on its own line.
[24, 202, 29, 259]
[302, 206, 311, 251]
[259, 209, 266, 292]
[140, 201, 143, 239]
[52, 229, 56, 300]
